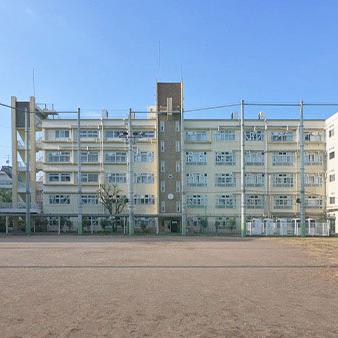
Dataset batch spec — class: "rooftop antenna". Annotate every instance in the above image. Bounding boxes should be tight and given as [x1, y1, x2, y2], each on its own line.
[180, 64, 183, 82]
[157, 40, 161, 80]
[32, 68, 36, 97]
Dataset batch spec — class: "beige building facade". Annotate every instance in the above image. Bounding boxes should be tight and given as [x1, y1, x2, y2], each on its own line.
[7, 83, 337, 234]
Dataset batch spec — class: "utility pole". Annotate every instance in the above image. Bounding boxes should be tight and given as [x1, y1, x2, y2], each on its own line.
[240, 99, 246, 237]
[25, 107, 31, 234]
[300, 101, 305, 237]
[127, 109, 134, 235]
[77, 107, 83, 234]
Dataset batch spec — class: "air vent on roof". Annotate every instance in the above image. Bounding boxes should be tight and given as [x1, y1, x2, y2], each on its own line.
[258, 112, 265, 120]
[231, 112, 239, 120]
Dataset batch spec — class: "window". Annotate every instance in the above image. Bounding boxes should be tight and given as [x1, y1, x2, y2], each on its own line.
[176, 181, 181, 192]
[305, 152, 323, 165]
[160, 161, 165, 172]
[80, 173, 99, 183]
[161, 201, 165, 212]
[133, 130, 155, 139]
[55, 130, 70, 139]
[160, 140, 165, 152]
[160, 121, 165, 131]
[176, 161, 181, 172]
[271, 131, 294, 142]
[245, 130, 264, 141]
[186, 195, 207, 208]
[330, 197, 335, 204]
[105, 152, 127, 164]
[47, 173, 71, 183]
[134, 151, 154, 162]
[329, 151, 335, 160]
[272, 152, 294, 166]
[186, 131, 208, 141]
[329, 129, 334, 138]
[215, 151, 235, 165]
[80, 151, 98, 163]
[49, 194, 70, 205]
[134, 173, 154, 184]
[245, 173, 265, 187]
[160, 181, 165, 192]
[329, 174, 335, 182]
[81, 194, 98, 205]
[134, 194, 155, 205]
[304, 131, 323, 142]
[305, 174, 323, 186]
[215, 173, 235, 187]
[274, 195, 292, 209]
[214, 130, 235, 141]
[176, 141, 180, 152]
[186, 173, 208, 186]
[106, 130, 127, 139]
[175, 120, 180, 132]
[107, 173, 126, 184]
[216, 195, 235, 208]
[272, 173, 294, 187]
[245, 151, 264, 166]
[246, 195, 264, 209]
[176, 201, 181, 212]
[186, 152, 207, 165]
[80, 130, 98, 138]
[47, 151, 70, 163]
[305, 196, 323, 208]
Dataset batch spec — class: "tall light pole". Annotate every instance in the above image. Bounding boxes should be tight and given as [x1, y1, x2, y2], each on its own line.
[77, 107, 83, 234]
[25, 107, 31, 234]
[240, 99, 246, 237]
[299, 101, 305, 237]
[127, 109, 134, 235]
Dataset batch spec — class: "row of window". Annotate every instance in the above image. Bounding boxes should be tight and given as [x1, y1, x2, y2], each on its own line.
[185, 151, 324, 165]
[185, 194, 323, 209]
[46, 151, 154, 163]
[53, 129, 155, 140]
[47, 172, 155, 184]
[184, 130, 324, 142]
[53, 128, 325, 143]
[46, 171, 324, 188]
[185, 173, 323, 187]
[48, 194, 155, 205]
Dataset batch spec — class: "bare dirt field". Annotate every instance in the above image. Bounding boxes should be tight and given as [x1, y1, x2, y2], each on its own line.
[0, 236, 337, 337]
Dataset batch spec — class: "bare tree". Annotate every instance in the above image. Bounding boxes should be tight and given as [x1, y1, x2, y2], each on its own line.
[98, 183, 128, 232]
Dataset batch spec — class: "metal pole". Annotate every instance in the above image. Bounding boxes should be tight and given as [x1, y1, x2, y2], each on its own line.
[77, 107, 83, 234]
[300, 100, 305, 237]
[240, 99, 246, 237]
[25, 107, 31, 234]
[180, 81, 186, 235]
[128, 109, 134, 235]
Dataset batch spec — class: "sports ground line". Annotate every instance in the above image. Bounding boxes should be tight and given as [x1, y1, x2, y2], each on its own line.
[0, 265, 337, 269]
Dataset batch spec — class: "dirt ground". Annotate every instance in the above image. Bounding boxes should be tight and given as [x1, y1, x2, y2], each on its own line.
[0, 236, 337, 338]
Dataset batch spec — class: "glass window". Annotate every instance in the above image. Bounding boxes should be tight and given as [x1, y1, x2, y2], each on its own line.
[186, 152, 207, 165]
[215, 152, 235, 165]
[107, 173, 126, 183]
[245, 130, 264, 141]
[271, 131, 294, 142]
[214, 130, 235, 141]
[272, 152, 294, 166]
[186, 173, 208, 186]
[186, 131, 208, 141]
[80, 130, 98, 138]
[245, 151, 264, 165]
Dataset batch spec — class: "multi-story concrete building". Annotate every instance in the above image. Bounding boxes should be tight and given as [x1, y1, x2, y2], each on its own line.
[7, 82, 337, 234]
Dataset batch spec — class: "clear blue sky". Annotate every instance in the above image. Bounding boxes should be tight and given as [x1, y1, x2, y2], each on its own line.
[1, 0, 338, 165]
